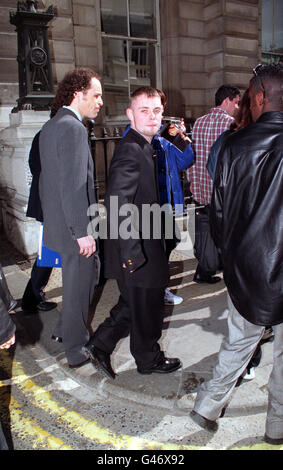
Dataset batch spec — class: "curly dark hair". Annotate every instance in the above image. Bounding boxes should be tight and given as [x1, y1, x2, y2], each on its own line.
[50, 67, 101, 117]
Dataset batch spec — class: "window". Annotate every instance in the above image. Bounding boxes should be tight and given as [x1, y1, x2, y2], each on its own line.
[261, 0, 283, 63]
[101, 0, 161, 119]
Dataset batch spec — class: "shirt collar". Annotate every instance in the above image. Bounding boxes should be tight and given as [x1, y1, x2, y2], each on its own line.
[210, 107, 229, 116]
[63, 105, 82, 121]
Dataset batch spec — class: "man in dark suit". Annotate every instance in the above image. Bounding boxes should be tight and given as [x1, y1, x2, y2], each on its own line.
[39, 68, 103, 368]
[84, 87, 182, 378]
[21, 131, 57, 314]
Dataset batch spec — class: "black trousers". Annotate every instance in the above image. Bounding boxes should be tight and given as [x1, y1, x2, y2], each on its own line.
[54, 251, 99, 366]
[22, 260, 52, 306]
[194, 204, 221, 276]
[92, 279, 164, 370]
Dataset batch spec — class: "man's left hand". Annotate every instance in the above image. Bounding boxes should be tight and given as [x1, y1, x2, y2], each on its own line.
[77, 235, 96, 258]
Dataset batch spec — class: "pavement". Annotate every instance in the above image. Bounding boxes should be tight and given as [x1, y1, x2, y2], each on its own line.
[0, 231, 278, 449]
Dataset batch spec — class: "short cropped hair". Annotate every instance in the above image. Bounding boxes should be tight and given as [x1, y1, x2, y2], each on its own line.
[250, 62, 283, 109]
[129, 86, 161, 106]
[215, 85, 241, 106]
[50, 67, 101, 117]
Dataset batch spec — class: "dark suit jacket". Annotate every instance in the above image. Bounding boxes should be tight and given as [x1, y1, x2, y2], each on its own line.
[26, 131, 44, 222]
[103, 128, 169, 288]
[39, 108, 96, 254]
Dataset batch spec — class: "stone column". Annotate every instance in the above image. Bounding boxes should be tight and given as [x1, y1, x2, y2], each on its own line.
[0, 110, 49, 256]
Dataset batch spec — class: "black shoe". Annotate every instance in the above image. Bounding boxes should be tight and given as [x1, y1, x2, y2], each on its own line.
[137, 357, 182, 375]
[83, 343, 116, 380]
[190, 410, 218, 432]
[51, 335, 63, 343]
[37, 300, 57, 311]
[22, 300, 57, 313]
[193, 274, 221, 284]
[69, 358, 90, 369]
[264, 434, 283, 445]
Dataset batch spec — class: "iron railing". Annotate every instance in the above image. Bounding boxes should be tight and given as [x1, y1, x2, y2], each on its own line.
[87, 121, 124, 201]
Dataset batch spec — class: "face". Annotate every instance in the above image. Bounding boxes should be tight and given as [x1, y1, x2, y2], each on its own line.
[225, 95, 240, 117]
[249, 86, 263, 122]
[126, 94, 163, 142]
[77, 77, 103, 119]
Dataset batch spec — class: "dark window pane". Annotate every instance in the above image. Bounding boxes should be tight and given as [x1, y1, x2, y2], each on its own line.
[129, 0, 156, 38]
[129, 41, 152, 88]
[275, 0, 283, 52]
[101, 0, 128, 36]
[262, 0, 283, 52]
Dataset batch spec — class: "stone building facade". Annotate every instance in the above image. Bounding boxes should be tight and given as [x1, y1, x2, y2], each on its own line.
[0, 0, 281, 255]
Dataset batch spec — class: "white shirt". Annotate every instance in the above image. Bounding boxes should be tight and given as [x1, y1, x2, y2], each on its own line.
[63, 105, 82, 122]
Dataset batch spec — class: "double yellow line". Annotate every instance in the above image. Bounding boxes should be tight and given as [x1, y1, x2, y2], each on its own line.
[0, 351, 281, 450]
[0, 351, 197, 450]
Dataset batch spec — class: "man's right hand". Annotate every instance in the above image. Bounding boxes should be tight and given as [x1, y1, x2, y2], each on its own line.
[0, 334, 15, 350]
[77, 235, 96, 258]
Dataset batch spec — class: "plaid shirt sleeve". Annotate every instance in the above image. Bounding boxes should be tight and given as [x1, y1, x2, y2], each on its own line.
[187, 108, 234, 205]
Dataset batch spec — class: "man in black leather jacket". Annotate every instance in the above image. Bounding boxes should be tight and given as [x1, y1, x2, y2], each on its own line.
[190, 63, 283, 445]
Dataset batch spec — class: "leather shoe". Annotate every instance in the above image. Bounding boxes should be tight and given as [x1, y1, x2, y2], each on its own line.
[22, 300, 57, 313]
[190, 410, 218, 432]
[264, 434, 283, 445]
[51, 335, 62, 343]
[37, 301, 57, 311]
[193, 274, 221, 284]
[137, 356, 182, 375]
[83, 343, 116, 380]
[69, 358, 90, 369]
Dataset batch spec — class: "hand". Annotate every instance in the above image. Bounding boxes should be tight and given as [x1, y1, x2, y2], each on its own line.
[122, 263, 135, 274]
[0, 334, 15, 350]
[77, 235, 96, 258]
[168, 119, 190, 141]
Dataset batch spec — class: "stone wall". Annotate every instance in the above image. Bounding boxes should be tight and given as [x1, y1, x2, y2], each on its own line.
[161, 0, 260, 119]
[0, 0, 262, 123]
[0, 0, 104, 126]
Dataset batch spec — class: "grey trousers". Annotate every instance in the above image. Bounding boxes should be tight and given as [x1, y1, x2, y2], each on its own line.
[194, 294, 283, 440]
[54, 251, 99, 366]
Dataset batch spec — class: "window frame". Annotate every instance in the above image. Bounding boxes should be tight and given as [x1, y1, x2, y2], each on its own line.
[100, 0, 162, 121]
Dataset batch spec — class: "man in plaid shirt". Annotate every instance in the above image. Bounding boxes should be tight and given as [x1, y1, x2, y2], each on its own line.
[187, 85, 240, 283]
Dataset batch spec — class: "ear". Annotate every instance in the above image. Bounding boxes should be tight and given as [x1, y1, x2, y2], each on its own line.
[126, 107, 133, 122]
[255, 90, 264, 107]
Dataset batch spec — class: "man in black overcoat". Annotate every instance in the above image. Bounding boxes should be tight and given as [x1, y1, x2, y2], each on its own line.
[21, 131, 57, 313]
[84, 87, 182, 378]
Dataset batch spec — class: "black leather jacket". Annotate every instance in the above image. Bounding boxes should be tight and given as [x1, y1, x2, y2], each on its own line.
[211, 112, 283, 326]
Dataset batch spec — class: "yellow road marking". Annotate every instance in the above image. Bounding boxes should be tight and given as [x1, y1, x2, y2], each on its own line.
[0, 385, 71, 450]
[0, 351, 282, 450]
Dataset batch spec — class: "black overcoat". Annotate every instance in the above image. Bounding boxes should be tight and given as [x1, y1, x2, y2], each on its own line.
[26, 131, 43, 222]
[103, 128, 169, 288]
